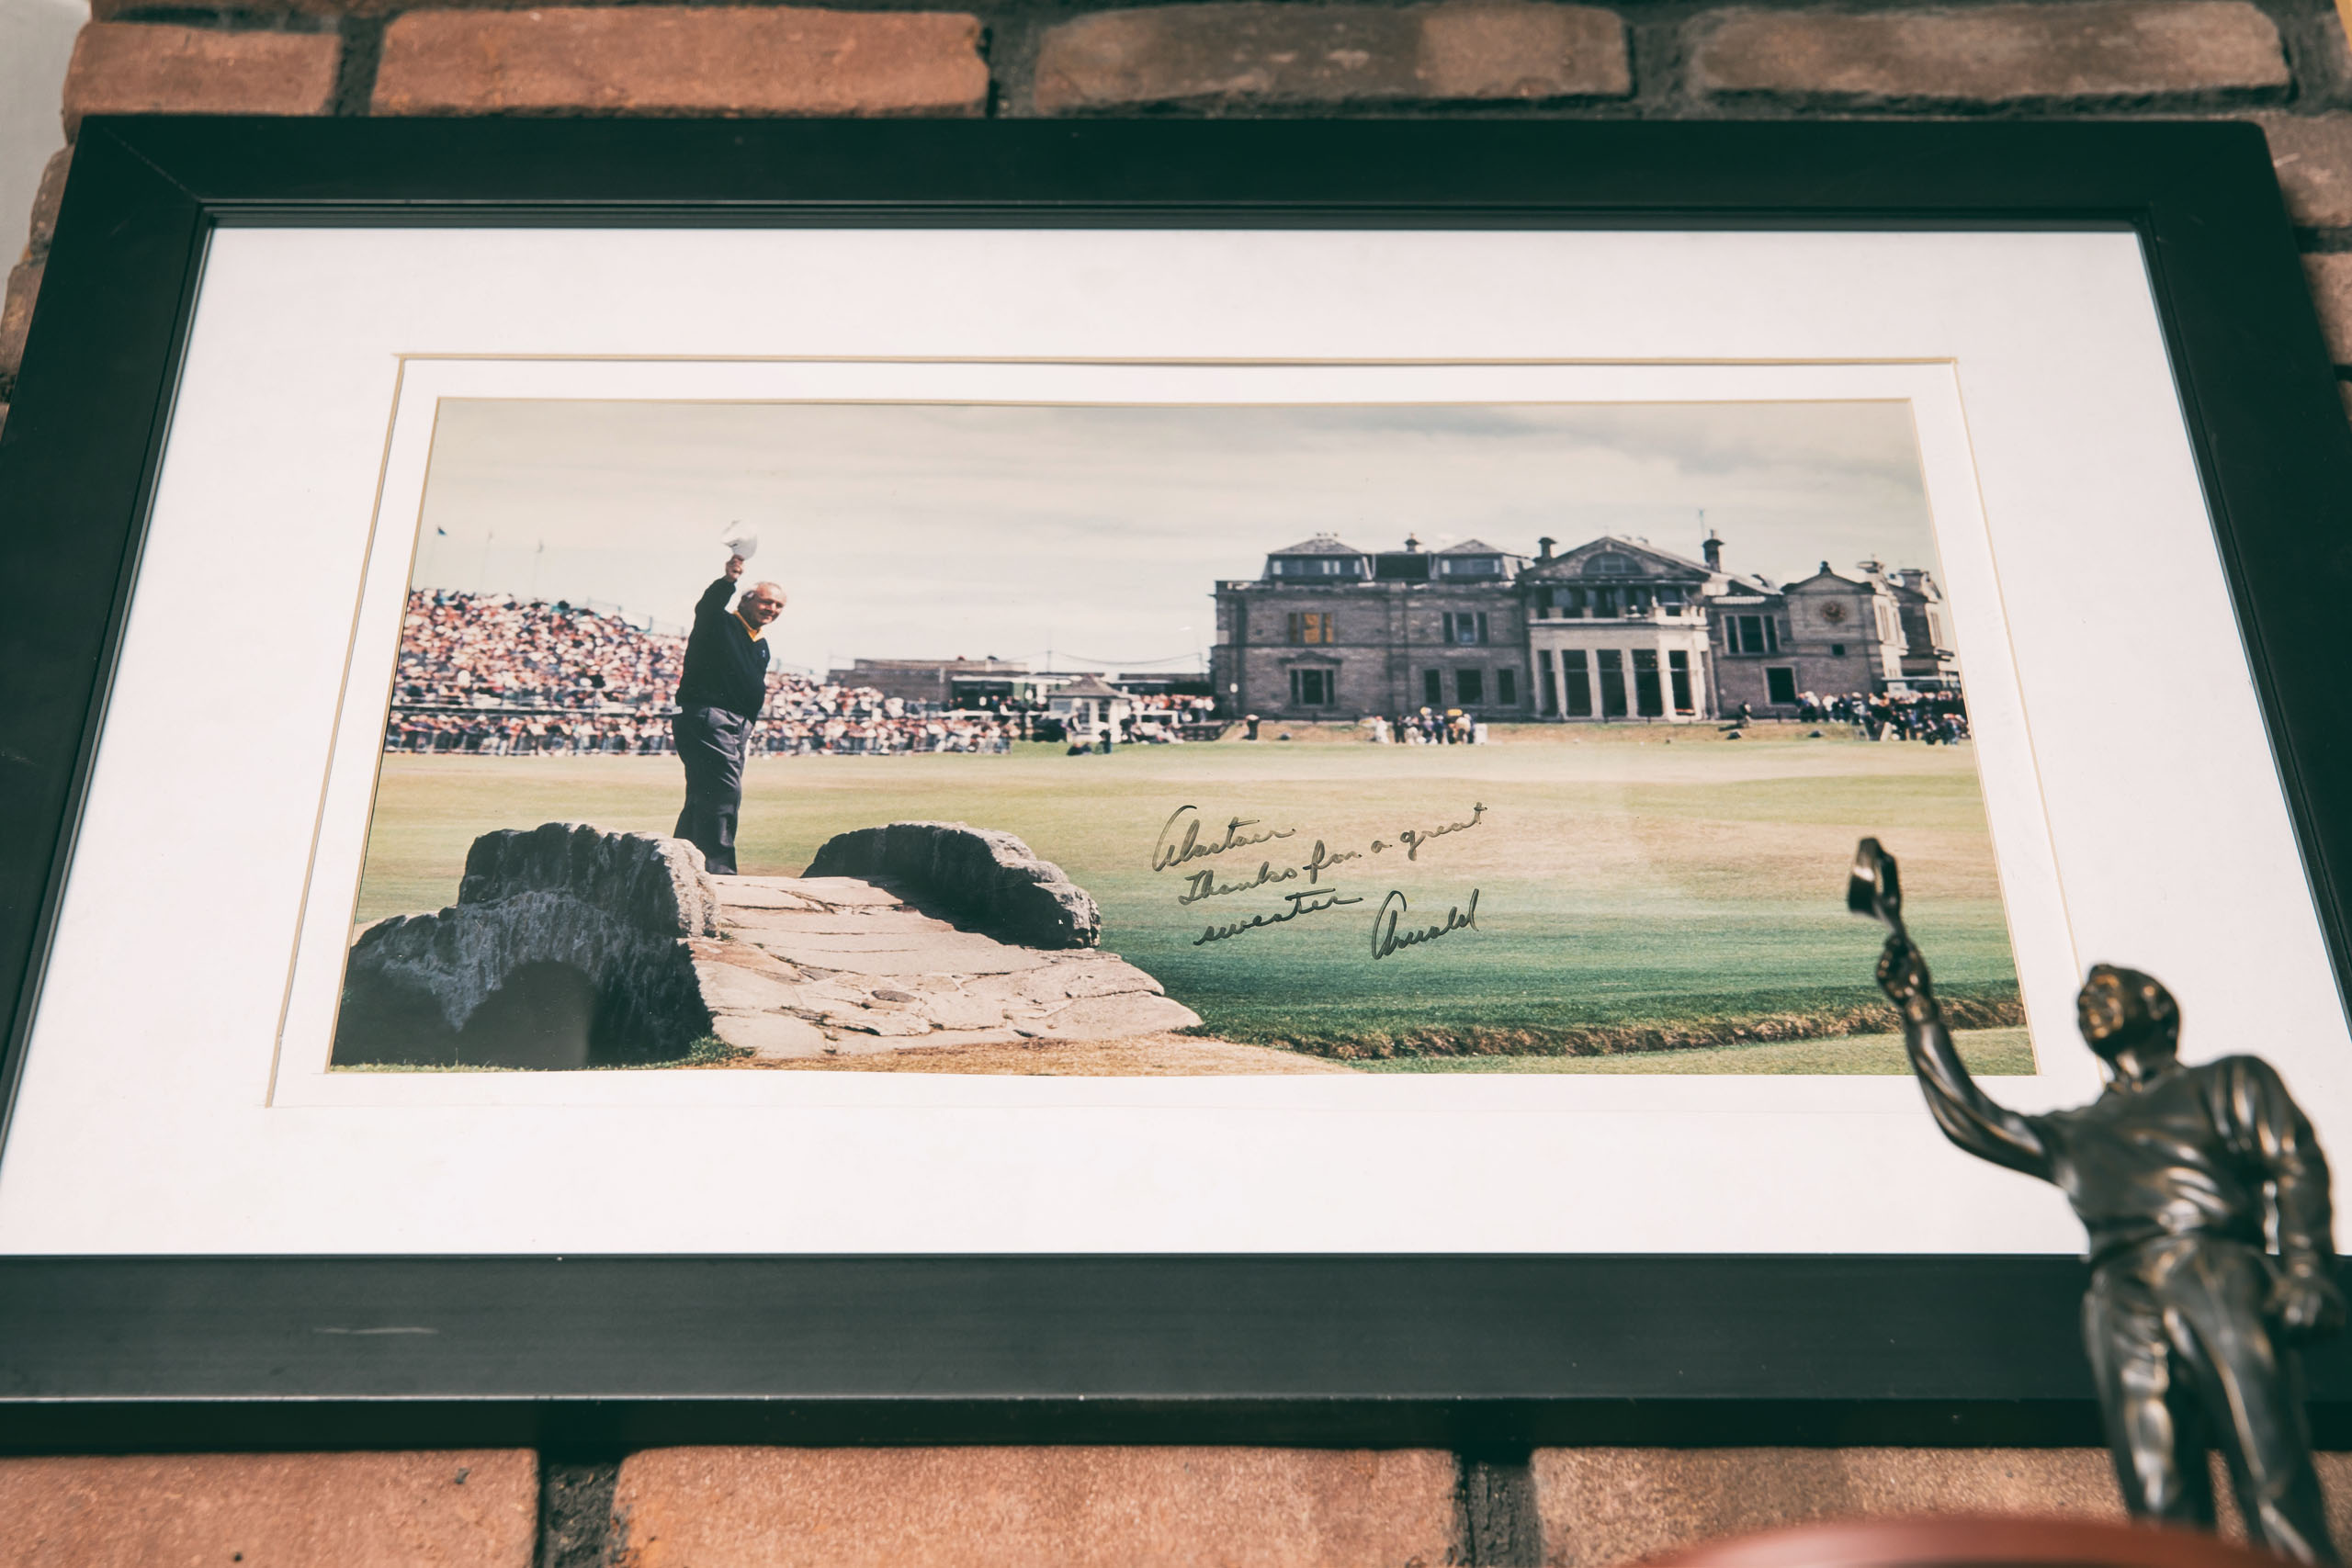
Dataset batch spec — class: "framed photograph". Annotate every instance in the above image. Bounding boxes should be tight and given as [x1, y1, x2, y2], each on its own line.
[3, 117, 2349, 1450]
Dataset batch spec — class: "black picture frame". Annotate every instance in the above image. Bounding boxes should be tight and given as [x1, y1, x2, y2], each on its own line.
[2, 117, 2348, 1455]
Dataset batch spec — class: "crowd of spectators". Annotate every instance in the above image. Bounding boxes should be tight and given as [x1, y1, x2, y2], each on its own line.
[1363, 709, 1488, 745]
[1794, 689, 1972, 744]
[384, 590, 1021, 756]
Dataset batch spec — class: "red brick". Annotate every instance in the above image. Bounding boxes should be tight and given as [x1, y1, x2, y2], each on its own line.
[1035, 1, 1625, 112]
[373, 7, 986, 118]
[1531, 1448, 2125, 1568]
[610, 1447, 1462, 1568]
[1, 261, 40, 381]
[1690, 2, 2288, 105]
[2257, 115, 2352, 230]
[0, 1451, 537, 1568]
[2307, 253, 2352, 363]
[23, 146, 70, 264]
[62, 23, 341, 140]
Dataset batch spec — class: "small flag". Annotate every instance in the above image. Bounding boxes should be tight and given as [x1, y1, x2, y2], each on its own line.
[435, 526, 447, 536]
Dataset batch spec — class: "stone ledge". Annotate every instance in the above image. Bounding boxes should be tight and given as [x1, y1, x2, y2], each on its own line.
[611, 1446, 1463, 1567]
[1688, 2, 2289, 106]
[62, 23, 342, 140]
[0, 1451, 537, 1568]
[1034, 2, 1628, 113]
[373, 6, 988, 118]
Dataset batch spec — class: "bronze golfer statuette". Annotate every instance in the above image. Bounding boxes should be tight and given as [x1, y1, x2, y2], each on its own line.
[1852, 839, 2345, 1561]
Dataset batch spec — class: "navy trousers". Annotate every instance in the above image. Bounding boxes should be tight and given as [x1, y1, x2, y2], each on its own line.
[672, 705, 749, 875]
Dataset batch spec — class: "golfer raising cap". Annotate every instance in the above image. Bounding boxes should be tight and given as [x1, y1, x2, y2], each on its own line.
[671, 548, 785, 875]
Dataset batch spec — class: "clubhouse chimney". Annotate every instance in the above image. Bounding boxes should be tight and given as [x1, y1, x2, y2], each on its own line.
[1537, 536, 1555, 560]
[1702, 529, 1723, 570]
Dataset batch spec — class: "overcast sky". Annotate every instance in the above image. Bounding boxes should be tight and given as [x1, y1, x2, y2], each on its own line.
[412, 399, 1942, 676]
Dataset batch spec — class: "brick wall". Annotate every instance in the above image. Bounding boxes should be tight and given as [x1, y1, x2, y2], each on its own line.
[7, 0, 2352, 1561]
[10, 0, 2352, 432]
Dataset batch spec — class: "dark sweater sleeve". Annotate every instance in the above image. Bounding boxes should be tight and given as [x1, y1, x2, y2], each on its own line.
[2219, 1055, 2335, 1276]
[695, 577, 735, 620]
[1901, 994, 2054, 1182]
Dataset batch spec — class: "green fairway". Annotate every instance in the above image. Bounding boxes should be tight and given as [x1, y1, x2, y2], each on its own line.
[352, 726, 2027, 1074]
[1354, 1025, 2032, 1075]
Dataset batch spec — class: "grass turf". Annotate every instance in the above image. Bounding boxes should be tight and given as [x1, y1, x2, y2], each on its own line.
[352, 723, 2027, 1074]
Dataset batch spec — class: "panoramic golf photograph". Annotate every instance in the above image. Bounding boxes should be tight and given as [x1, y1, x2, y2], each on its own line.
[332, 397, 2026, 1077]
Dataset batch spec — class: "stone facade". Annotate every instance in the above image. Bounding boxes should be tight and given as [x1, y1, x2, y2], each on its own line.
[1213, 534, 1532, 721]
[1212, 530, 1959, 724]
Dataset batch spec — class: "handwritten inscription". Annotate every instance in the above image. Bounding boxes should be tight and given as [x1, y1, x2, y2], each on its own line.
[1193, 888, 1366, 947]
[1177, 861, 1300, 906]
[1370, 888, 1481, 959]
[1152, 806, 1298, 872]
[1153, 802, 1489, 962]
[1397, 804, 1487, 861]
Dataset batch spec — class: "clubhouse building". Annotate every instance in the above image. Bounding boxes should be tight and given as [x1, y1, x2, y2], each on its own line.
[1209, 531, 1960, 724]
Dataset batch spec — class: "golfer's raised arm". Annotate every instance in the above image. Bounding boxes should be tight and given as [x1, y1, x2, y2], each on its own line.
[1880, 939, 2053, 1180]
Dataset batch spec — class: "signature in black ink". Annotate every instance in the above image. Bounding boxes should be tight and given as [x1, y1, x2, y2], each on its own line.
[1193, 887, 1366, 947]
[1396, 804, 1487, 862]
[1153, 804, 1298, 872]
[1370, 888, 1481, 959]
[1176, 861, 1301, 906]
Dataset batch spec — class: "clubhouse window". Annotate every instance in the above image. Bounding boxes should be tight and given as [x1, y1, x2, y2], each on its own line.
[1286, 611, 1334, 646]
[1632, 649, 1664, 717]
[1829, 642, 1847, 657]
[1597, 649, 1627, 718]
[1289, 667, 1337, 705]
[1727, 615, 1779, 655]
[1456, 668, 1486, 705]
[1442, 612, 1489, 646]
[1497, 667, 1518, 706]
[1668, 649, 1693, 713]
[1562, 650, 1592, 716]
[1766, 666, 1798, 705]
[1423, 669, 1442, 707]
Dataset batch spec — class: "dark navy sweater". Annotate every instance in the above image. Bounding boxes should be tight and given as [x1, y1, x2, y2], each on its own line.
[673, 577, 770, 720]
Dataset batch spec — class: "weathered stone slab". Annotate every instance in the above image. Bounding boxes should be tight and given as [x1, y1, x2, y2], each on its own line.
[908, 1026, 1031, 1049]
[918, 992, 1010, 1031]
[806, 822, 1102, 948]
[1056, 956, 1169, 998]
[753, 933, 1047, 976]
[821, 1005, 937, 1037]
[710, 1011, 832, 1059]
[710, 882, 822, 911]
[724, 908, 953, 935]
[695, 964, 817, 1014]
[738, 928, 974, 954]
[1030, 993, 1204, 1040]
[786, 877, 911, 908]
